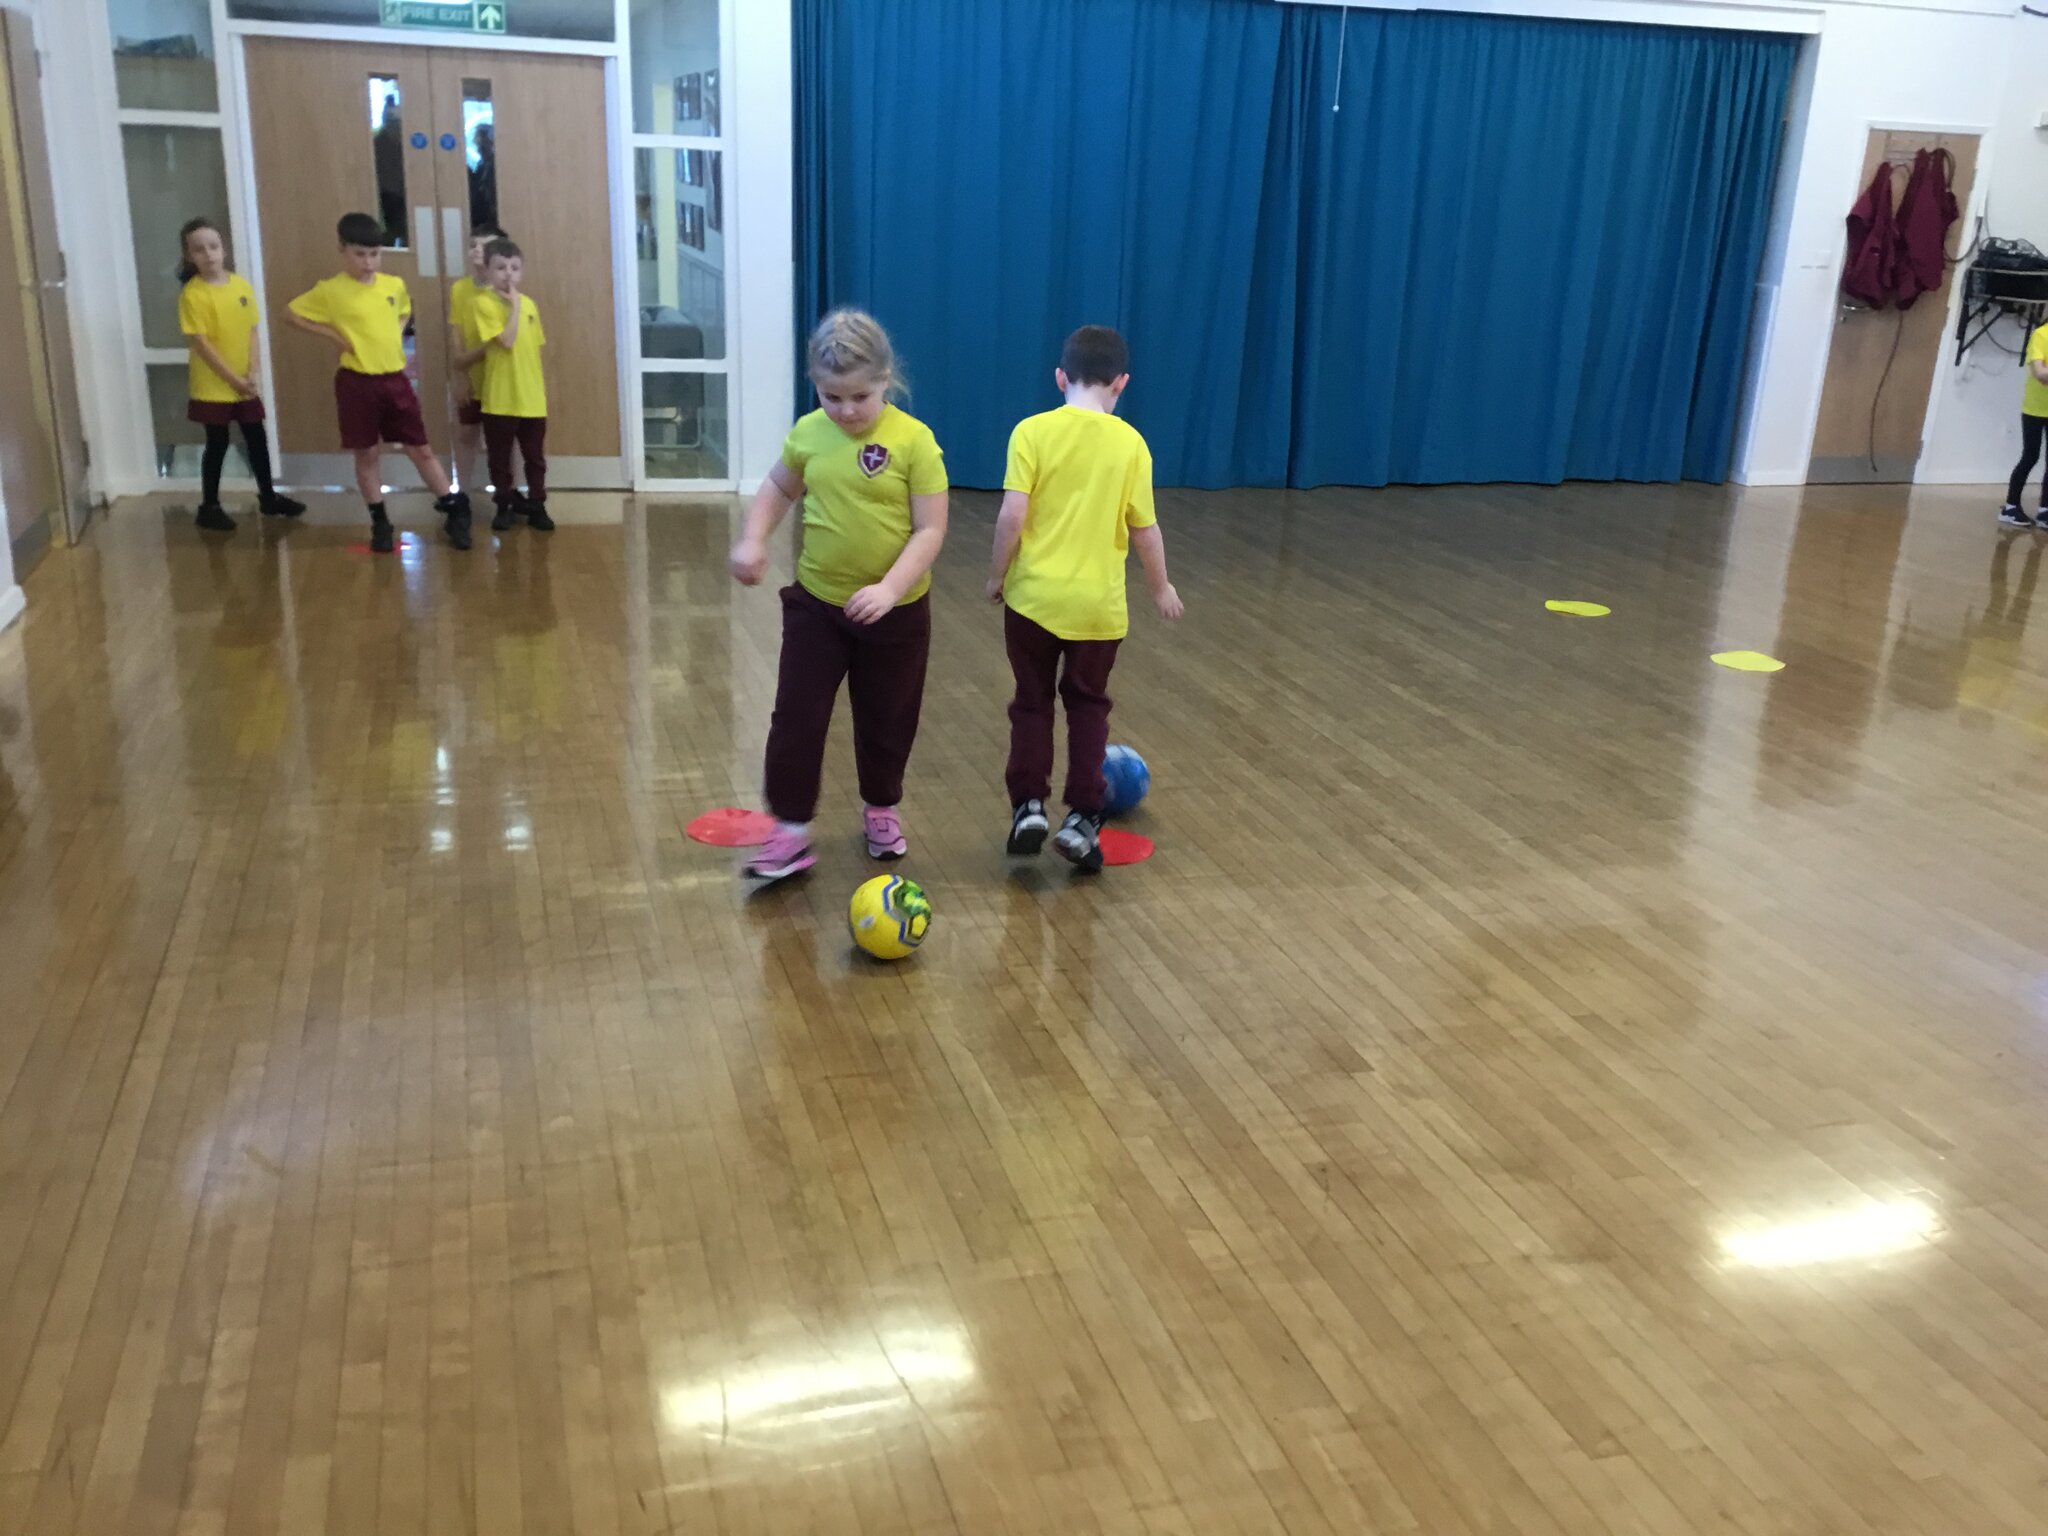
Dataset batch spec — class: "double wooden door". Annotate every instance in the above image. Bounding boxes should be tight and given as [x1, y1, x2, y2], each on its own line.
[244, 37, 619, 476]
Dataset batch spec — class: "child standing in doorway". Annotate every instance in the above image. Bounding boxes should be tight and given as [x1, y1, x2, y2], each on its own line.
[987, 325, 1182, 872]
[1999, 317, 2048, 528]
[727, 309, 950, 883]
[472, 238, 552, 533]
[448, 223, 507, 496]
[177, 217, 302, 532]
[283, 212, 473, 552]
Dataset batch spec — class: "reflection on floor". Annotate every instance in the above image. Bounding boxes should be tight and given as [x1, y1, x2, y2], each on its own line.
[2, 480, 2047, 1534]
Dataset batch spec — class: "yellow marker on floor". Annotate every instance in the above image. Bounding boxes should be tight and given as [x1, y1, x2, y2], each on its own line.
[1545, 600, 1611, 617]
[1712, 650, 1785, 673]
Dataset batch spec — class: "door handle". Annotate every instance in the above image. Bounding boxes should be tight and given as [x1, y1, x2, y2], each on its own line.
[413, 206, 439, 277]
[442, 208, 464, 283]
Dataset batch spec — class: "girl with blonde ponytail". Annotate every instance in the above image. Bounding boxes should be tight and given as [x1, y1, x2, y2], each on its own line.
[728, 308, 950, 881]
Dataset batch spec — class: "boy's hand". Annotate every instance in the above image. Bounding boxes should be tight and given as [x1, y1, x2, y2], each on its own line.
[984, 576, 1005, 604]
[235, 374, 259, 399]
[1153, 583, 1184, 621]
[729, 537, 767, 586]
[844, 582, 899, 625]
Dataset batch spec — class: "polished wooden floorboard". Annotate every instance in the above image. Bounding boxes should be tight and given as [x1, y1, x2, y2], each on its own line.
[3, 482, 2048, 1533]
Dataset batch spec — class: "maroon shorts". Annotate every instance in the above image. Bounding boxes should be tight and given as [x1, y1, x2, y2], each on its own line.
[187, 397, 265, 426]
[457, 399, 484, 427]
[334, 369, 428, 450]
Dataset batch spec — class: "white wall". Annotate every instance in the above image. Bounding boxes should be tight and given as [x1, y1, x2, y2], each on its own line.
[27, 0, 156, 498]
[730, 0, 792, 492]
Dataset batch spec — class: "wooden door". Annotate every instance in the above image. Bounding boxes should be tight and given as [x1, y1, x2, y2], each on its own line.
[1809, 130, 1980, 484]
[0, 7, 89, 551]
[245, 38, 452, 457]
[426, 49, 619, 459]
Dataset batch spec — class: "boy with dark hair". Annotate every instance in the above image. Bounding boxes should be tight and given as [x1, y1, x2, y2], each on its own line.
[473, 237, 552, 533]
[449, 222, 509, 495]
[284, 211, 473, 552]
[986, 324, 1182, 872]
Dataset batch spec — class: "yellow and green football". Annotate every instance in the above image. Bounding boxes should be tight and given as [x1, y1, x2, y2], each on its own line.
[848, 875, 931, 961]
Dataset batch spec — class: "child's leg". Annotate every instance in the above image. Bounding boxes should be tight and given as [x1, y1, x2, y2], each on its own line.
[238, 420, 276, 499]
[400, 442, 454, 499]
[1002, 607, 1063, 807]
[763, 585, 855, 824]
[844, 595, 932, 811]
[1057, 638, 1123, 813]
[352, 446, 382, 508]
[2008, 414, 2044, 507]
[455, 416, 483, 493]
[482, 415, 518, 508]
[516, 418, 547, 503]
[200, 424, 231, 506]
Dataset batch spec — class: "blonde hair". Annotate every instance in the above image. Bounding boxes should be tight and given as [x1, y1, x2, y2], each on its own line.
[808, 307, 905, 399]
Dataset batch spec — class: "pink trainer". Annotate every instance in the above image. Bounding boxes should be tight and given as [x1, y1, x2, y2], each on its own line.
[863, 805, 908, 861]
[742, 827, 815, 883]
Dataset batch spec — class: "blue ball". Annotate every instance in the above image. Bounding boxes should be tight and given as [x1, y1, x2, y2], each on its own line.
[1102, 745, 1150, 817]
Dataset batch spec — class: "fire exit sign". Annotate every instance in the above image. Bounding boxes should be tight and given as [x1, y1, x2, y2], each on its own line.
[380, 0, 508, 32]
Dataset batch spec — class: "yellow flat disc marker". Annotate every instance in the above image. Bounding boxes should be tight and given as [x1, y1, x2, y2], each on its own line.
[1544, 600, 1611, 617]
[1711, 650, 1785, 673]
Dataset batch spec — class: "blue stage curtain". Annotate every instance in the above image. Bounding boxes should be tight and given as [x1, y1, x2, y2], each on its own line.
[794, 0, 1796, 489]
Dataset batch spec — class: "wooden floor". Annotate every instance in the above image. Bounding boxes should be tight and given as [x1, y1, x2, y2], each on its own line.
[4, 480, 2048, 1534]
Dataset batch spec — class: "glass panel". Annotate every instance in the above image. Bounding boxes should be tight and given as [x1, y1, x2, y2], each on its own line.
[635, 148, 725, 362]
[224, 0, 614, 41]
[148, 363, 209, 479]
[629, 0, 721, 135]
[123, 125, 231, 351]
[369, 75, 408, 248]
[643, 372, 728, 481]
[462, 79, 498, 231]
[110, 0, 218, 112]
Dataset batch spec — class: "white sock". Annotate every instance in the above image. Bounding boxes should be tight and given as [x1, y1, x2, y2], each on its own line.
[775, 819, 809, 840]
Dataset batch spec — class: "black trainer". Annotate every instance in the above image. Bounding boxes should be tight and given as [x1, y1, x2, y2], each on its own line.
[260, 493, 306, 518]
[1053, 809, 1104, 873]
[1999, 504, 2037, 529]
[522, 501, 555, 533]
[1007, 799, 1050, 857]
[195, 503, 236, 533]
[369, 514, 395, 553]
[491, 501, 519, 532]
[443, 493, 473, 550]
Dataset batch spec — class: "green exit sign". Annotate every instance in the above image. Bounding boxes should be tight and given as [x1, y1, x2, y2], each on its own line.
[380, 0, 507, 32]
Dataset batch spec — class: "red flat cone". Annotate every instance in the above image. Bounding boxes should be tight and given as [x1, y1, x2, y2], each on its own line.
[1099, 828, 1154, 866]
[686, 807, 775, 848]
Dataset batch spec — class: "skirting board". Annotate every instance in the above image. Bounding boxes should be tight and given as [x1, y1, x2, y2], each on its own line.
[0, 584, 24, 636]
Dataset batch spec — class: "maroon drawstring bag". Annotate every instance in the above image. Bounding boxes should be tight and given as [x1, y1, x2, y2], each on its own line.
[1893, 147, 1958, 310]
[1841, 161, 1898, 308]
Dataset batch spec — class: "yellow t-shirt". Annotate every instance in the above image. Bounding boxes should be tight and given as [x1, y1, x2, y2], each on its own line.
[782, 405, 948, 607]
[1002, 406, 1157, 641]
[449, 276, 487, 395]
[179, 274, 260, 404]
[474, 290, 547, 417]
[2026, 325, 2048, 418]
[288, 272, 411, 375]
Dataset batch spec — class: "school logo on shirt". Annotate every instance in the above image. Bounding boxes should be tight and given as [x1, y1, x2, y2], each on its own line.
[858, 444, 890, 478]
[239, 296, 249, 307]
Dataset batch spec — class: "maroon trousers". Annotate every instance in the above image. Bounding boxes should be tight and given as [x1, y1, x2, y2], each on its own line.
[763, 584, 931, 823]
[482, 414, 547, 505]
[1004, 606, 1121, 813]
